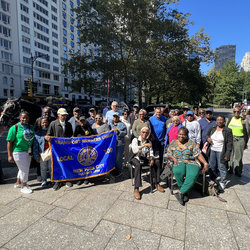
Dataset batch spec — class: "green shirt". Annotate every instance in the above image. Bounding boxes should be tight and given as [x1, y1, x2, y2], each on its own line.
[6, 123, 34, 152]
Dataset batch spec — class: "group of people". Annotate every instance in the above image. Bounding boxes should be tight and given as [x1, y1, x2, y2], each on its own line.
[6, 101, 249, 206]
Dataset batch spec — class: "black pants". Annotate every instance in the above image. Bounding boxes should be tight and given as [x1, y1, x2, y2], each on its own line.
[131, 158, 161, 189]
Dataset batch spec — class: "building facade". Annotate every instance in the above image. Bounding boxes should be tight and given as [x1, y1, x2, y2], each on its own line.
[215, 45, 236, 71]
[241, 52, 250, 72]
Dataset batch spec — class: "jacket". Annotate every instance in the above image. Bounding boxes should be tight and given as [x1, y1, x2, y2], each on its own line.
[109, 121, 127, 146]
[226, 116, 249, 146]
[33, 129, 48, 160]
[206, 126, 233, 163]
[47, 119, 73, 138]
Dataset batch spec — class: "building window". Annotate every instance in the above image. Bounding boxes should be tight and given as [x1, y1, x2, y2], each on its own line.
[70, 33, 74, 40]
[54, 74, 59, 81]
[24, 66, 31, 75]
[63, 45, 67, 52]
[70, 25, 74, 32]
[1, 1, 9, 12]
[63, 53, 68, 59]
[63, 29, 67, 36]
[3, 88, 7, 96]
[71, 41, 74, 47]
[62, 3, 66, 10]
[2, 76, 7, 84]
[63, 37, 67, 44]
[70, 17, 74, 24]
[2, 64, 13, 74]
[0, 13, 10, 24]
[10, 77, 14, 87]
[62, 20, 67, 27]
[1, 51, 12, 61]
[42, 84, 50, 95]
[52, 32, 58, 39]
[54, 85, 59, 95]
[62, 11, 66, 19]
[10, 89, 14, 97]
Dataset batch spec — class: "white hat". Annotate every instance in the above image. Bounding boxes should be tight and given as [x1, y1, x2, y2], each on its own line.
[57, 108, 68, 115]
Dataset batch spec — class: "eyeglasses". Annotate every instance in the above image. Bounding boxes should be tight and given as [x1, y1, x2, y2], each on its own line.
[112, 105, 118, 107]
[199, 112, 205, 114]
[234, 111, 240, 113]
[95, 117, 102, 120]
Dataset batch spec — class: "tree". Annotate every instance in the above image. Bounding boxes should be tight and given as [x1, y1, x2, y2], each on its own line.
[67, 0, 213, 105]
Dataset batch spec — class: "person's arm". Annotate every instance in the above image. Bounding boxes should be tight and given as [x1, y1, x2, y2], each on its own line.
[196, 122, 201, 147]
[7, 141, 14, 163]
[197, 153, 209, 173]
[118, 123, 127, 138]
[224, 128, 233, 161]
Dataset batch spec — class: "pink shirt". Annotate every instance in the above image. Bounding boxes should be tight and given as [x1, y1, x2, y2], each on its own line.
[168, 125, 179, 144]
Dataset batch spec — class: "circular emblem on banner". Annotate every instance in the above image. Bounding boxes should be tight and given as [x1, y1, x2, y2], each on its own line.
[77, 146, 98, 166]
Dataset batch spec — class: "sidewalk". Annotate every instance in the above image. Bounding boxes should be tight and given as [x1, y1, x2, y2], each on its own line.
[0, 141, 249, 250]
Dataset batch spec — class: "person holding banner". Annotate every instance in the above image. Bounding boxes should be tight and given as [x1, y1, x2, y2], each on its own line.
[131, 127, 164, 200]
[45, 108, 73, 191]
[92, 114, 110, 134]
[109, 112, 127, 176]
[33, 117, 51, 188]
[74, 116, 95, 137]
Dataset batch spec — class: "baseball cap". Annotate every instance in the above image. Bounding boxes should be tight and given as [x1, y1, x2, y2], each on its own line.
[57, 108, 68, 115]
[89, 108, 95, 112]
[183, 105, 190, 110]
[187, 110, 194, 116]
[113, 112, 120, 117]
[206, 107, 213, 113]
[133, 103, 139, 108]
[73, 107, 80, 112]
[79, 116, 86, 121]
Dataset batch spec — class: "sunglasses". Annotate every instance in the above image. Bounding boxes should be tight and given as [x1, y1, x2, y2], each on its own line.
[199, 112, 205, 114]
[234, 111, 240, 113]
[95, 117, 102, 120]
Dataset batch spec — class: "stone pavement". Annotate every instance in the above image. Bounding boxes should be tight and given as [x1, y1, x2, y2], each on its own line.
[0, 110, 250, 250]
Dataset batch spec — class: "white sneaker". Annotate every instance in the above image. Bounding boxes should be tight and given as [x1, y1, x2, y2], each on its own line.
[14, 184, 21, 188]
[219, 182, 225, 190]
[21, 186, 33, 194]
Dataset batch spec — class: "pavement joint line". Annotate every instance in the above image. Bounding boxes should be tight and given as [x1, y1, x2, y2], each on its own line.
[225, 211, 240, 250]
[232, 187, 250, 217]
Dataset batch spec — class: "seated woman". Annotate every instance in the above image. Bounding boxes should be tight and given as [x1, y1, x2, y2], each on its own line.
[167, 127, 209, 205]
[206, 115, 233, 191]
[92, 113, 110, 134]
[131, 127, 164, 200]
[165, 116, 182, 147]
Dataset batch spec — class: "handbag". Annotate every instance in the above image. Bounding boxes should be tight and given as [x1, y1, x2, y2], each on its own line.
[40, 148, 51, 161]
[202, 142, 209, 154]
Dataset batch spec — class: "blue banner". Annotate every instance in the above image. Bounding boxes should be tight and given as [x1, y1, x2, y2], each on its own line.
[50, 130, 117, 182]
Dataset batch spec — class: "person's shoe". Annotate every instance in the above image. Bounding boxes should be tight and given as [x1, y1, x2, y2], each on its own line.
[227, 167, 233, 174]
[76, 180, 83, 186]
[134, 189, 141, 200]
[218, 182, 225, 193]
[183, 193, 189, 202]
[84, 180, 89, 185]
[14, 183, 21, 188]
[66, 181, 73, 187]
[155, 184, 165, 193]
[174, 192, 184, 206]
[53, 182, 62, 191]
[37, 176, 42, 182]
[41, 181, 47, 188]
[21, 186, 33, 194]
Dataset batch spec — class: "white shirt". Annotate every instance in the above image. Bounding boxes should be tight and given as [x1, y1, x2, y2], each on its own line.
[211, 130, 224, 152]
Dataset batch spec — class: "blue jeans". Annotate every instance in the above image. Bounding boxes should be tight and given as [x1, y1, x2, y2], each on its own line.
[40, 159, 51, 183]
[209, 150, 227, 184]
[116, 145, 125, 172]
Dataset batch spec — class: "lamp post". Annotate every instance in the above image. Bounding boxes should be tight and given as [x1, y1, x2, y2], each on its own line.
[29, 53, 49, 97]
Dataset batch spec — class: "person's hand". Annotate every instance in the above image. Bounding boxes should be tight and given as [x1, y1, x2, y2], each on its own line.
[36, 159, 40, 163]
[202, 163, 209, 173]
[224, 156, 229, 161]
[8, 155, 14, 163]
[150, 159, 154, 167]
[144, 143, 151, 148]
[44, 136, 51, 141]
[207, 138, 212, 144]
[173, 157, 179, 166]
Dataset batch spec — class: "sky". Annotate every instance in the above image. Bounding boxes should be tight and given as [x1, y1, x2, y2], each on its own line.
[172, 0, 250, 74]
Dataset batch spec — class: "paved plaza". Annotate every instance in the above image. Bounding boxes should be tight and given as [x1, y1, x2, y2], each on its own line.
[0, 110, 250, 250]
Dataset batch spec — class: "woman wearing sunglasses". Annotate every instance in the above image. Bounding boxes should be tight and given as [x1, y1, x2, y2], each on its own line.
[92, 113, 110, 134]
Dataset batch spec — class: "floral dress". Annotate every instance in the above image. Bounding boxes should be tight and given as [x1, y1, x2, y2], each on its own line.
[167, 139, 201, 166]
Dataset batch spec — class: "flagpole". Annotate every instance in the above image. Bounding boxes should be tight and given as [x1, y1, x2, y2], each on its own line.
[107, 77, 110, 107]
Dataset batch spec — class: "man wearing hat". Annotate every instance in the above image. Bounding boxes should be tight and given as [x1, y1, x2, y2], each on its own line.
[179, 106, 190, 123]
[74, 116, 95, 137]
[109, 112, 127, 176]
[199, 107, 216, 149]
[68, 107, 81, 134]
[86, 108, 96, 126]
[130, 103, 139, 126]
[183, 111, 201, 148]
[45, 108, 73, 190]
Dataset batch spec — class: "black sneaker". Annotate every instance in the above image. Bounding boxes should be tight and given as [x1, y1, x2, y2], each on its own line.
[53, 182, 62, 191]
[183, 193, 189, 202]
[174, 193, 185, 206]
[83, 180, 89, 184]
[66, 181, 73, 187]
[76, 180, 83, 186]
